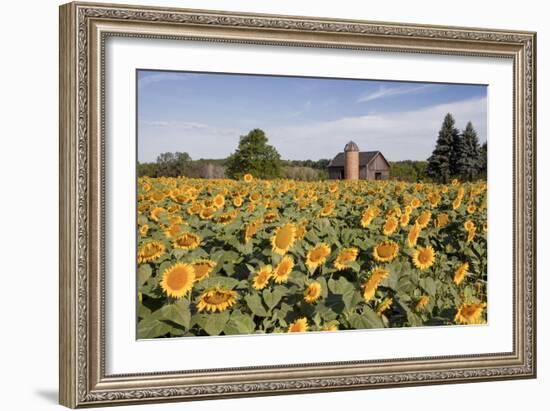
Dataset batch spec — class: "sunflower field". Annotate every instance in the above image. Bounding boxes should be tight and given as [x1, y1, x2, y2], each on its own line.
[137, 175, 487, 338]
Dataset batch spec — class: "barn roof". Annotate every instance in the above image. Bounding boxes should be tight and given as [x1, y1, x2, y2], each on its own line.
[328, 151, 381, 168]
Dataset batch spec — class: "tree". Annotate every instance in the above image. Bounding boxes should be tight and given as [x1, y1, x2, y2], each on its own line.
[453, 130, 470, 180]
[460, 121, 481, 180]
[156, 151, 192, 177]
[479, 141, 487, 178]
[225, 129, 282, 179]
[426, 113, 458, 183]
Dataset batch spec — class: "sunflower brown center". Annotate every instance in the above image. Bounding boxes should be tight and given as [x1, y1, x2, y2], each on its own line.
[418, 250, 432, 264]
[275, 227, 293, 249]
[167, 267, 191, 290]
[204, 291, 231, 305]
[276, 262, 291, 276]
[310, 247, 328, 262]
[142, 243, 161, 257]
[377, 244, 395, 258]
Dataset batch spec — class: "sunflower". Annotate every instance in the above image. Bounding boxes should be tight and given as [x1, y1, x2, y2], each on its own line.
[243, 173, 253, 183]
[199, 206, 216, 220]
[319, 202, 335, 217]
[407, 224, 422, 248]
[191, 259, 216, 280]
[159, 263, 195, 298]
[150, 207, 166, 222]
[322, 323, 339, 331]
[483, 222, 488, 233]
[360, 207, 377, 228]
[383, 216, 398, 236]
[464, 220, 475, 231]
[467, 227, 476, 243]
[362, 266, 390, 302]
[150, 191, 165, 202]
[172, 233, 201, 250]
[249, 192, 262, 202]
[139, 224, 149, 237]
[273, 256, 294, 284]
[141, 181, 152, 192]
[164, 224, 184, 239]
[334, 247, 359, 271]
[428, 192, 441, 207]
[196, 287, 238, 313]
[414, 295, 430, 312]
[412, 246, 436, 270]
[211, 194, 224, 209]
[453, 262, 469, 285]
[453, 196, 462, 210]
[271, 223, 296, 255]
[410, 197, 421, 209]
[168, 215, 184, 225]
[306, 243, 331, 270]
[295, 220, 308, 240]
[288, 317, 308, 333]
[303, 281, 322, 303]
[244, 219, 263, 244]
[372, 240, 399, 263]
[252, 265, 273, 290]
[399, 213, 410, 227]
[137, 241, 165, 264]
[467, 204, 477, 214]
[415, 211, 432, 229]
[187, 202, 202, 215]
[216, 213, 236, 225]
[376, 297, 393, 316]
[436, 213, 449, 228]
[264, 211, 278, 223]
[233, 196, 243, 207]
[455, 302, 486, 325]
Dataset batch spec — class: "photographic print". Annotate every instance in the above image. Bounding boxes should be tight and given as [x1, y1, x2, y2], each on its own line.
[136, 70, 488, 339]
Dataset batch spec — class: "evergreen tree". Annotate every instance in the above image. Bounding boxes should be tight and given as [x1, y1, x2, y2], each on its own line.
[461, 121, 481, 180]
[225, 129, 282, 179]
[479, 141, 488, 178]
[453, 131, 470, 179]
[426, 113, 458, 183]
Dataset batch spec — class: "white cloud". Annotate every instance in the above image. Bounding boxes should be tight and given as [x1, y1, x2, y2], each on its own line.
[288, 100, 312, 117]
[267, 97, 487, 161]
[141, 120, 209, 130]
[357, 84, 433, 103]
[138, 97, 487, 163]
[138, 72, 200, 88]
[138, 120, 241, 161]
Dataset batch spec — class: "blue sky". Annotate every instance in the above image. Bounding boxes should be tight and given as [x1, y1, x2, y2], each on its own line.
[137, 70, 487, 162]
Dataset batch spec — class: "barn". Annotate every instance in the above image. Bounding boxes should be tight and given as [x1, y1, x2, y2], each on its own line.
[327, 141, 390, 180]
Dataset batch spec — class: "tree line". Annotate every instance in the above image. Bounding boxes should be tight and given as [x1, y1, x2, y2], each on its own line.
[137, 128, 329, 181]
[426, 113, 487, 183]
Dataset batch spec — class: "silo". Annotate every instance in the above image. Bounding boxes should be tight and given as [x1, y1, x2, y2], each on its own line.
[344, 141, 359, 180]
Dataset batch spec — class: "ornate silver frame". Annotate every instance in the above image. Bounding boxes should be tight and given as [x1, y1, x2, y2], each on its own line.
[59, 2, 536, 408]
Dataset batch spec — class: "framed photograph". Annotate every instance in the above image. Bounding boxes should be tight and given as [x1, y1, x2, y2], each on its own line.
[59, 2, 537, 408]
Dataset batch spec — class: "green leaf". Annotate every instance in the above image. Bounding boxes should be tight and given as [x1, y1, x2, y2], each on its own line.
[197, 276, 240, 290]
[224, 312, 256, 335]
[328, 277, 354, 295]
[343, 290, 362, 311]
[245, 293, 268, 317]
[137, 318, 172, 339]
[195, 311, 230, 336]
[137, 264, 153, 287]
[420, 277, 437, 296]
[349, 308, 385, 329]
[396, 275, 415, 294]
[155, 299, 191, 328]
[262, 286, 286, 311]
